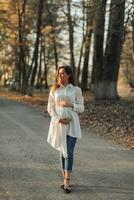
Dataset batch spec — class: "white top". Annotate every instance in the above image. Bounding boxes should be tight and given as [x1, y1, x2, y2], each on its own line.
[47, 84, 84, 157]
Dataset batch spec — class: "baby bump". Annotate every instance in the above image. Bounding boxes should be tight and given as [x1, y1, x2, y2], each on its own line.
[56, 107, 72, 118]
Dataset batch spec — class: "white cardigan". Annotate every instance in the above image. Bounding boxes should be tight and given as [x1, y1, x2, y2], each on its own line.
[47, 84, 84, 157]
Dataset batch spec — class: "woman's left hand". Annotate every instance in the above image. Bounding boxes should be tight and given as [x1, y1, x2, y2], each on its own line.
[59, 117, 71, 124]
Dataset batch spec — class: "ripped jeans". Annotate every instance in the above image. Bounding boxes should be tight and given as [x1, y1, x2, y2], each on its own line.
[60, 135, 77, 172]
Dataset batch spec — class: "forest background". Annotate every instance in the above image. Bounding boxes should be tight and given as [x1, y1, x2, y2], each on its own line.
[0, 0, 134, 148]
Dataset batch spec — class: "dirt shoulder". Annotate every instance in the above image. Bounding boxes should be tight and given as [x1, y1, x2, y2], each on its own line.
[80, 96, 134, 149]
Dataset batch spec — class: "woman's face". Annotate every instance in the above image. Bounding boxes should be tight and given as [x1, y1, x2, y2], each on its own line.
[58, 68, 70, 85]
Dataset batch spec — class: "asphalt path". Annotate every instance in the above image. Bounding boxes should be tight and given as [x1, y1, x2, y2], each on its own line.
[0, 97, 134, 200]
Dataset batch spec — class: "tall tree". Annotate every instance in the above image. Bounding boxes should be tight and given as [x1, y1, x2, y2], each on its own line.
[67, 0, 75, 74]
[0, 0, 18, 82]
[77, 0, 85, 85]
[92, 0, 126, 99]
[121, 25, 134, 88]
[102, 0, 126, 99]
[121, 9, 134, 89]
[17, 0, 27, 93]
[132, 15, 134, 52]
[81, 0, 96, 90]
[27, 0, 44, 96]
[91, 0, 107, 94]
[45, 1, 59, 69]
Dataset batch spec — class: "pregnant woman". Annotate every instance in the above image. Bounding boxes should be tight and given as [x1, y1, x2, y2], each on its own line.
[47, 65, 84, 193]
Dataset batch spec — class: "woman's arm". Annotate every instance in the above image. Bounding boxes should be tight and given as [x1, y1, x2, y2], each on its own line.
[57, 87, 84, 113]
[47, 89, 61, 123]
[47, 89, 71, 124]
[73, 87, 84, 113]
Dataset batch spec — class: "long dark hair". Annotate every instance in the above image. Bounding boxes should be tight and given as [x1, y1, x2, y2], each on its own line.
[52, 65, 76, 91]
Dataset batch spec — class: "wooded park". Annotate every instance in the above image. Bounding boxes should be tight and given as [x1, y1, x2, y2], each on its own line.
[0, 0, 134, 148]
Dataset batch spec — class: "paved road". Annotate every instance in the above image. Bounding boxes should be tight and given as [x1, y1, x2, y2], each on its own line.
[0, 97, 134, 200]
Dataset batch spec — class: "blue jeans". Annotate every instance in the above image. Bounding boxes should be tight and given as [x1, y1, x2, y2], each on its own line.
[60, 135, 77, 172]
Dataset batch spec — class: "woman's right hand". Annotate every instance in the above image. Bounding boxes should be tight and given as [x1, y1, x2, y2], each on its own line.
[57, 100, 73, 108]
[59, 117, 71, 125]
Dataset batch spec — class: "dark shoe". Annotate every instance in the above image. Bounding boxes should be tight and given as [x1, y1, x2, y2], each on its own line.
[64, 187, 71, 193]
[63, 178, 71, 193]
[60, 184, 71, 189]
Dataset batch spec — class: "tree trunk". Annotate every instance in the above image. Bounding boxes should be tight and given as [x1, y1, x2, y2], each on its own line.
[132, 16, 134, 52]
[81, 0, 95, 91]
[93, 0, 125, 100]
[17, 0, 27, 93]
[77, 0, 85, 85]
[27, 0, 44, 96]
[101, 0, 125, 99]
[45, 1, 58, 70]
[36, 41, 42, 88]
[77, 38, 85, 85]
[67, 0, 75, 74]
[91, 0, 107, 87]
[42, 46, 48, 89]
[131, 16, 134, 88]
[53, 29, 58, 70]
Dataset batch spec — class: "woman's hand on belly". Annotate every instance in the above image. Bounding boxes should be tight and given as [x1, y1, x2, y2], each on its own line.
[59, 117, 71, 125]
[57, 100, 73, 108]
